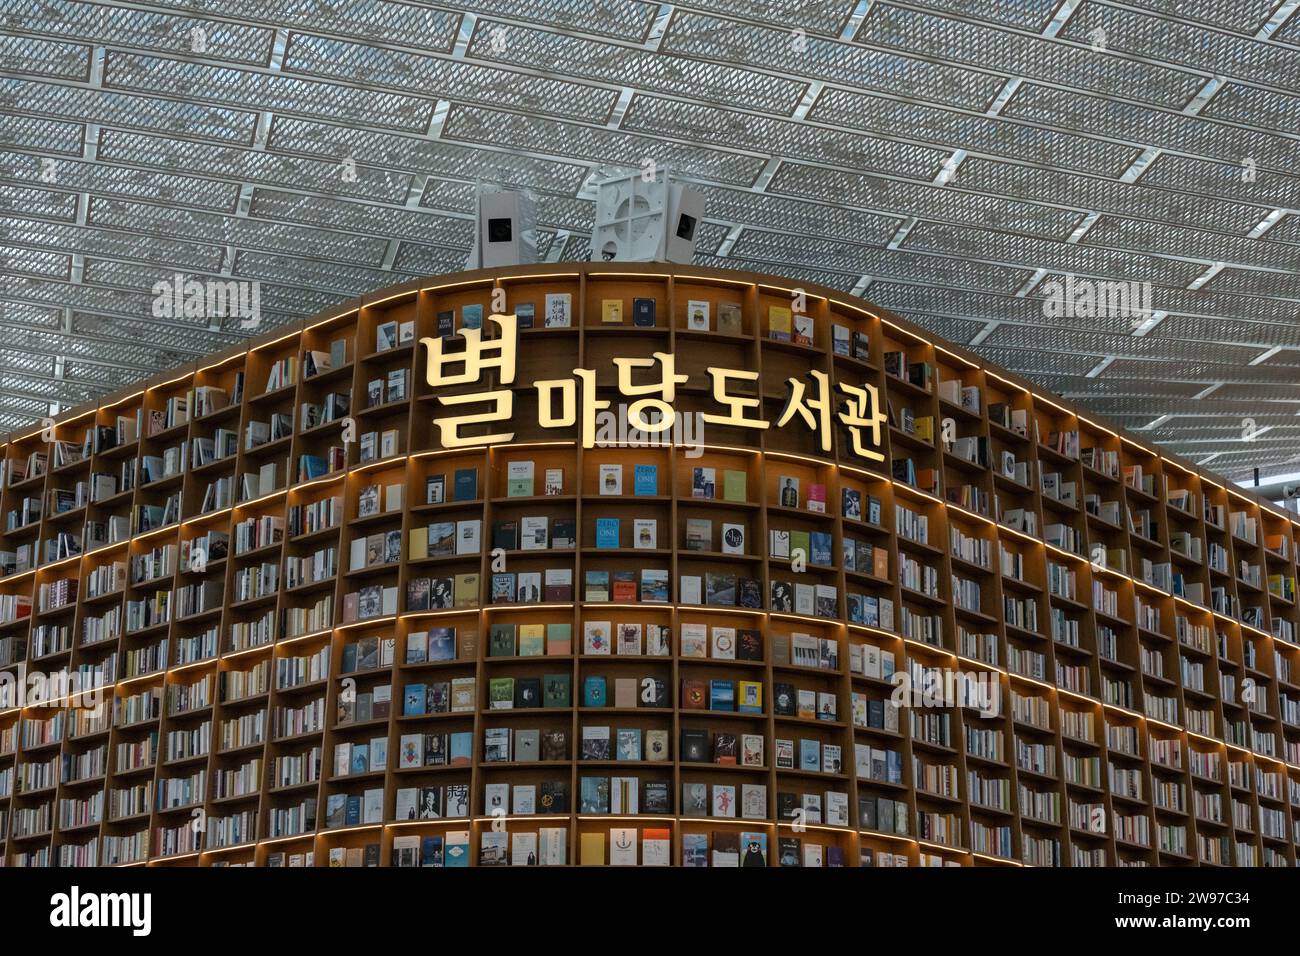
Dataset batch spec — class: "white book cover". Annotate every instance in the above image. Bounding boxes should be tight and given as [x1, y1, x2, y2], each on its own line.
[711, 784, 737, 818]
[633, 518, 657, 549]
[647, 624, 670, 657]
[680, 622, 707, 658]
[484, 782, 509, 815]
[456, 519, 481, 554]
[679, 575, 702, 605]
[507, 460, 534, 496]
[770, 529, 790, 559]
[544, 293, 571, 328]
[511, 831, 538, 866]
[710, 626, 736, 660]
[399, 733, 422, 769]
[641, 833, 671, 866]
[512, 784, 536, 815]
[795, 582, 816, 616]
[686, 299, 710, 331]
[610, 776, 638, 815]
[825, 790, 849, 826]
[598, 464, 622, 495]
[395, 788, 418, 821]
[583, 620, 612, 655]
[721, 523, 745, 555]
[609, 827, 638, 866]
[520, 516, 548, 551]
[864, 644, 882, 679]
[539, 827, 567, 865]
[363, 788, 383, 824]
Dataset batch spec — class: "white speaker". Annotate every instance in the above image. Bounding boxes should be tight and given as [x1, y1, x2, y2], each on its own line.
[469, 187, 537, 269]
[663, 182, 705, 264]
[592, 172, 667, 262]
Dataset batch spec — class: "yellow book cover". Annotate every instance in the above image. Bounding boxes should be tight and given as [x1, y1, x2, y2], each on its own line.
[723, 469, 747, 502]
[914, 416, 934, 442]
[408, 525, 428, 561]
[580, 831, 605, 865]
[738, 680, 762, 713]
[454, 572, 479, 606]
[768, 305, 792, 340]
[518, 624, 545, 656]
[601, 299, 623, 324]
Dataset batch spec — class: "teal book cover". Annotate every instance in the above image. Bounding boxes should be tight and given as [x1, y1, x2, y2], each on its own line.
[583, 675, 607, 707]
[595, 517, 619, 549]
[709, 679, 735, 712]
[444, 833, 469, 867]
[453, 467, 477, 501]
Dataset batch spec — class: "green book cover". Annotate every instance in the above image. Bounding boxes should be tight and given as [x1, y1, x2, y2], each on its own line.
[789, 530, 810, 562]
[518, 624, 545, 656]
[723, 469, 747, 502]
[543, 672, 571, 708]
[506, 460, 534, 497]
[488, 623, 516, 657]
[489, 677, 514, 708]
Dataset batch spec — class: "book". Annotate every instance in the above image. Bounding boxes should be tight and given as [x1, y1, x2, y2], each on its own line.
[632, 297, 656, 327]
[633, 463, 657, 496]
[544, 293, 571, 328]
[686, 299, 709, 331]
[718, 301, 742, 335]
[506, 460, 534, 497]
[595, 517, 620, 549]
[598, 464, 622, 495]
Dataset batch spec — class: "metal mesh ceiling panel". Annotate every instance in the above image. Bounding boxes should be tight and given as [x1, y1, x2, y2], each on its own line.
[2, 0, 1299, 480]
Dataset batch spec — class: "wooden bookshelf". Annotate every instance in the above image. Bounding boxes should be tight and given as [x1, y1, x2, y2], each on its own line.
[0, 262, 1297, 867]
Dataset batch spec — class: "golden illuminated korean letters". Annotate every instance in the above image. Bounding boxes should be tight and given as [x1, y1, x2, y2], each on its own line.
[419, 313, 518, 448]
[421, 312, 886, 460]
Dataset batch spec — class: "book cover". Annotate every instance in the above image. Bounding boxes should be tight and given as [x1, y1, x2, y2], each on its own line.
[633, 463, 657, 496]
[632, 297, 656, 327]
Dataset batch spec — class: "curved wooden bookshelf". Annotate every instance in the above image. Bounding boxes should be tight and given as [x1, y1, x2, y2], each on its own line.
[0, 262, 1296, 867]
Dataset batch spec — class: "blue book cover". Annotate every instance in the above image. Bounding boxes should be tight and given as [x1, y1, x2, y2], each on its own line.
[634, 464, 657, 496]
[453, 468, 477, 501]
[682, 832, 708, 867]
[632, 297, 656, 327]
[350, 744, 369, 774]
[595, 517, 620, 549]
[461, 303, 483, 330]
[428, 628, 455, 661]
[583, 676, 607, 707]
[345, 795, 361, 826]
[403, 684, 426, 716]
[709, 679, 735, 712]
[810, 531, 833, 566]
[449, 732, 473, 765]
[421, 835, 443, 867]
[799, 738, 820, 771]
